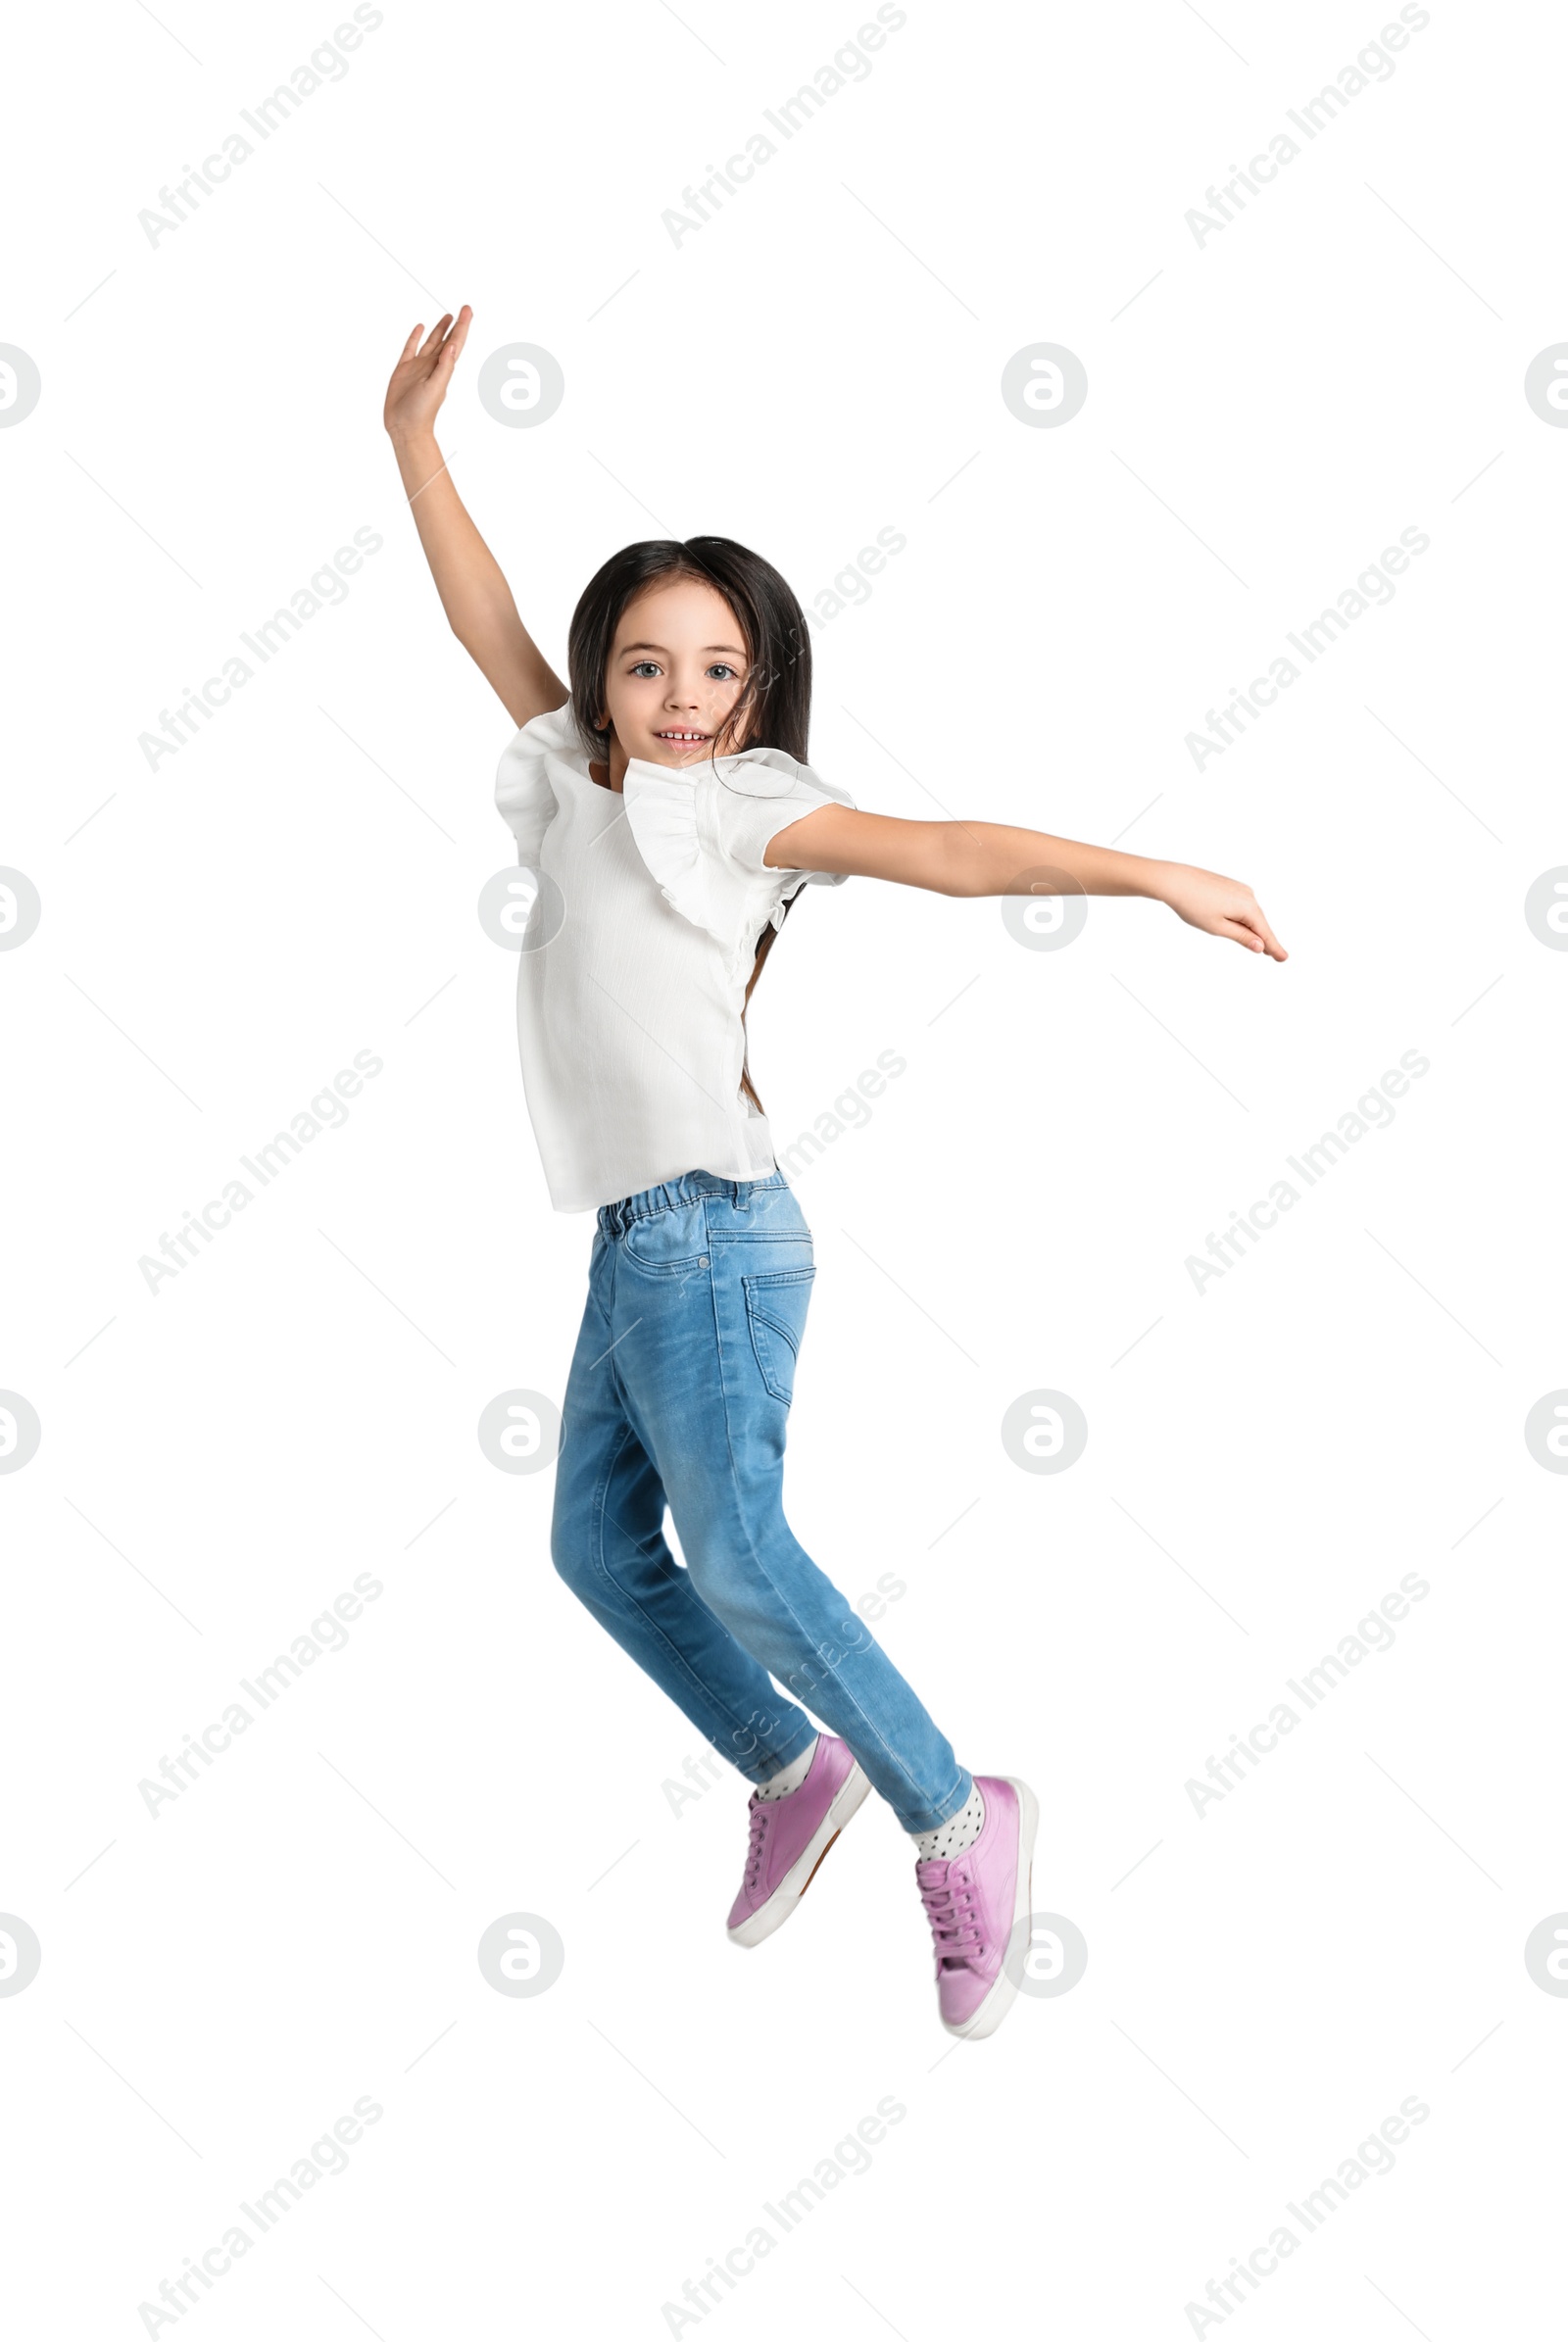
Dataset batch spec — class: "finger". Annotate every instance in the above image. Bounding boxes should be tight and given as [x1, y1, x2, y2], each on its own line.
[417, 314, 454, 358]
[437, 311, 470, 367]
[1241, 903, 1287, 960]
[1218, 918, 1265, 952]
[399, 323, 424, 361]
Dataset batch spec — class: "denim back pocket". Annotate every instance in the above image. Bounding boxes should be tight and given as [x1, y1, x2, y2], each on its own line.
[743, 1266, 815, 1404]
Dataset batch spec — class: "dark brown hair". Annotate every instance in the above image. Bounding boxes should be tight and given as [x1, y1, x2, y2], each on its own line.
[566, 537, 814, 1112]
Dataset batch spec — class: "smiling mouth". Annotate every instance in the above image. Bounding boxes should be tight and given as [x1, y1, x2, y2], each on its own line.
[654, 730, 710, 743]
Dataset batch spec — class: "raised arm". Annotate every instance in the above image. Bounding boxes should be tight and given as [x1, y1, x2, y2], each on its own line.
[764, 807, 1287, 958]
[383, 309, 566, 729]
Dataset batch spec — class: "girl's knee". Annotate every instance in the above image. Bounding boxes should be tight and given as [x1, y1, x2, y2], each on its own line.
[549, 1497, 593, 1594]
[681, 1530, 798, 1649]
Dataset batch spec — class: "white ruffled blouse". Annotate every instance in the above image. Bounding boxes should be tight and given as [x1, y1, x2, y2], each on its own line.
[494, 700, 856, 1212]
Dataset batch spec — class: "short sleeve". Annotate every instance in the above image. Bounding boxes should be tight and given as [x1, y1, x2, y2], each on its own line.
[697, 747, 857, 887]
[621, 743, 857, 975]
[494, 700, 576, 861]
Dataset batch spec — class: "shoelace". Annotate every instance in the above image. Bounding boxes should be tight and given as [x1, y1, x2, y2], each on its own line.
[917, 1862, 985, 1968]
[744, 1797, 772, 1890]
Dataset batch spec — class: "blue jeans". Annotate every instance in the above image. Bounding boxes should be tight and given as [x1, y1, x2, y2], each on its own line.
[551, 1169, 972, 1833]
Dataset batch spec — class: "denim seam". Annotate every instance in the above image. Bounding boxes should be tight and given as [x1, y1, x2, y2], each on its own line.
[586, 1324, 809, 1770]
[753, 1728, 823, 1786]
[589, 1459, 794, 1764]
[917, 1770, 975, 1834]
[708, 1232, 809, 1245]
[706, 1259, 941, 1829]
[620, 1248, 709, 1280]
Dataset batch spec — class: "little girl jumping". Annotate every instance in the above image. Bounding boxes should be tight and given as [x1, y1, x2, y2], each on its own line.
[383, 308, 1285, 2039]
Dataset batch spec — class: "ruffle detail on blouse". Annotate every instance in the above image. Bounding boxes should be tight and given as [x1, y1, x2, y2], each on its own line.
[494, 701, 577, 863]
[620, 761, 738, 951]
[622, 745, 856, 973]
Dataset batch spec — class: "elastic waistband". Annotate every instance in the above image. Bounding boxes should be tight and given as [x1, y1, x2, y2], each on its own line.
[599, 1168, 788, 1239]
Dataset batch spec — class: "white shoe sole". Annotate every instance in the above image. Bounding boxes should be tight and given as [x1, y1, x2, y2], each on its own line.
[727, 1762, 872, 1948]
[942, 1775, 1040, 2040]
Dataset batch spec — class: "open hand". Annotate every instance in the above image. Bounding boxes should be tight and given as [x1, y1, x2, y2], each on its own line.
[1159, 864, 1287, 958]
[383, 307, 472, 442]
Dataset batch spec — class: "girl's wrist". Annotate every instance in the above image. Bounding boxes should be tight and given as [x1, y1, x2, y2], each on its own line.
[1140, 857, 1184, 905]
[389, 424, 442, 461]
[390, 431, 449, 503]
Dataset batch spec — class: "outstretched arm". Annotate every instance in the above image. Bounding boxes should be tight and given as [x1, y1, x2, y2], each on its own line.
[383, 309, 566, 729]
[764, 807, 1286, 958]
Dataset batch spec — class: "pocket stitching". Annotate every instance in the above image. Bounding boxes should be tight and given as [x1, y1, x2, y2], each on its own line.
[622, 1244, 708, 1279]
[743, 1268, 814, 1403]
[620, 1203, 710, 1277]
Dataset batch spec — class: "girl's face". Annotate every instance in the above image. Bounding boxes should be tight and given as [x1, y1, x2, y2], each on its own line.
[600, 577, 753, 768]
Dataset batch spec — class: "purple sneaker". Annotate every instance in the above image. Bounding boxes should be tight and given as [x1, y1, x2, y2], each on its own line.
[916, 1775, 1039, 2038]
[727, 1737, 870, 1947]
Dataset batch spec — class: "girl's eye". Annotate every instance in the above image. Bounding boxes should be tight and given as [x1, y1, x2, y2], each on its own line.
[629, 661, 661, 678]
[708, 663, 738, 681]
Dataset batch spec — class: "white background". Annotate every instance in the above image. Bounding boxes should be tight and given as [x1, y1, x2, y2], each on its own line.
[4, 0, 1564, 2334]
